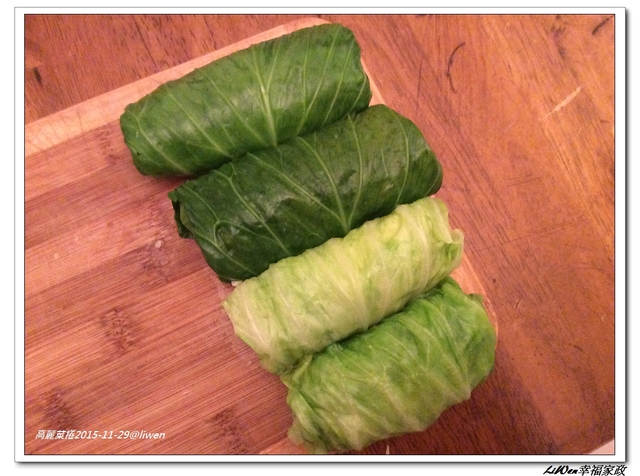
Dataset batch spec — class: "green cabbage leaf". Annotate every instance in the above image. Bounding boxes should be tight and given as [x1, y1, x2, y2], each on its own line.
[282, 277, 496, 454]
[169, 104, 442, 282]
[222, 197, 463, 374]
[120, 23, 372, 177]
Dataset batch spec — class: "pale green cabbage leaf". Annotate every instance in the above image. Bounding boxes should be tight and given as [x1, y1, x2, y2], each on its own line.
[282, 277, 496, 454]
[222, 196, 464, 375]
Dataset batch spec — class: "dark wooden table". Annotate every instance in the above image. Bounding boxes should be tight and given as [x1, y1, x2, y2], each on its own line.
[23, 12, 617, 457]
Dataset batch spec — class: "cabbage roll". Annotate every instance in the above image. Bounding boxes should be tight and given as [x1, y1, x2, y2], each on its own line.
[222, 197, 464, 374]
[120, 23, 372, 177]
[283, 277, 496, 454]
[169, 104, 442, 282]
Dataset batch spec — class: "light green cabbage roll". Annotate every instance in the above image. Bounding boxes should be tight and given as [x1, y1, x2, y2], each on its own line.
[222, 196, 464, 374]
[282, 277, 496, 454]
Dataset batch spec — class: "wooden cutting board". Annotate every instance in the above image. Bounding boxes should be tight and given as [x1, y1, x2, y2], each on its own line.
[24, 16, 496, 456]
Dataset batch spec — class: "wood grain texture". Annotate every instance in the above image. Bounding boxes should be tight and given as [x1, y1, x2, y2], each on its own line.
[23, 13, 616, 456]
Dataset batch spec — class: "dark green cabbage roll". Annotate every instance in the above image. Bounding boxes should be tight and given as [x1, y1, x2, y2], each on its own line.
[222, 197, 463, 374]
[282, 277, 496, 454]
[120, 23, 372, 177]
[169, 104, 443, 282]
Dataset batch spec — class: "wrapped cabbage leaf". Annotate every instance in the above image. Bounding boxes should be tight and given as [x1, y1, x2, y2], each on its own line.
[283, 277, 496, 454]
[222, 197, 464, 374]
[169, 104, 443, 282]
[120, 23, 372, 177]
